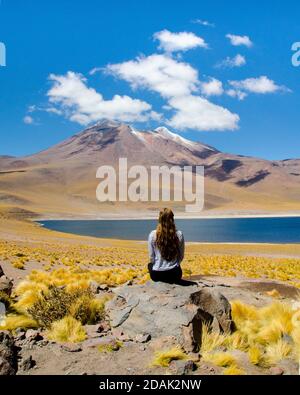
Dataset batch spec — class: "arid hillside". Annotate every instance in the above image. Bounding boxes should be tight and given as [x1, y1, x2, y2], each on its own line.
[1, 120, 300, 218]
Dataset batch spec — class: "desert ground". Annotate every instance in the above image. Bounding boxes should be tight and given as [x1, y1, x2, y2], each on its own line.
[1, 205, 300, 375]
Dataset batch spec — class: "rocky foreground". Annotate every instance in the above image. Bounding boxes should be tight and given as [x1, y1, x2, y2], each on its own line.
[106, 280, 234, 352]
[1, 264, 299, 375]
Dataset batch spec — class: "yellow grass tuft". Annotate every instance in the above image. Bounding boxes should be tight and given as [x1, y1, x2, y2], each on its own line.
[203, 352, 237, 368]
[259, 302, 294, 334]
[47, 316, 86, 343]
[200, 300, 300, 370]
[265, 340, 292, 365]
[68, 293, 109, 325]
[223, 365, 245, 375]
[12, 260, 25, 270]
[152, 346, 187, 367]
[200, 323, 227, 354]
[98, 341, 123, 353]
[225, 331, 249, 352]
[13, 290, 42, 314]
[231, 300, 259, 328]
[0, 314, 38, 331]
[256, 322, 283, 345]
[248, 346, 266, 367]
[15, 280, 49, 296]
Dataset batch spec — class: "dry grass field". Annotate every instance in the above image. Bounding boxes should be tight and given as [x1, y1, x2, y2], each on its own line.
[1, 206, 300, 374]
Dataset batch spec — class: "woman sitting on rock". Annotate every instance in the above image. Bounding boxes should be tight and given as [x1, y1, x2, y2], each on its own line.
[148, 208, 184, 284]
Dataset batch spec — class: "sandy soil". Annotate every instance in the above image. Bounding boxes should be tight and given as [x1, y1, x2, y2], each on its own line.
[1, 210, 300, 376]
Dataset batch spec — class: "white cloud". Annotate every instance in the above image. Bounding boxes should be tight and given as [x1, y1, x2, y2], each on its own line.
[153, 30, 208, 52]
[106, 54, 199, 98]
[192, 19, 215, 27]
[27, 105, 37, 113]
[23, 115, 34, 124]
[45, 107, 63, 115]
[107, 54, 239, 131]
[167, 95, 239, 131]
[200, 78, 224, 96]
[216, 54, 246, 68]
[229, 76, 289, 94]
[47, 71, 158, 125]
[226, 34, 253, 48]
[226, 89, 248, 101]
[89, 67, 102, 76]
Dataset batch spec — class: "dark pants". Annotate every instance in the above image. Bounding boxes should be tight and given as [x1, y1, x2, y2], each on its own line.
[148, 262, 182, 284]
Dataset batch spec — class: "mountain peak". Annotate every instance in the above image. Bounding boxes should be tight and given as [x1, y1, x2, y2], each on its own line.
[155, 126, 195, 148]
[86, 119, 123, 131]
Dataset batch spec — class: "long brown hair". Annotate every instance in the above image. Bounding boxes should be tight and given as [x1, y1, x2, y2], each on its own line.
[155, 208, 180, 261]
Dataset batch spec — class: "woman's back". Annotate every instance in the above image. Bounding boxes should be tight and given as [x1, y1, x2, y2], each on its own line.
[148, 229, 185, 271]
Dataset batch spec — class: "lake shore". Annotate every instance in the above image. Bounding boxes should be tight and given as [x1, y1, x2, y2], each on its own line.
[1, 212, 300, 257]
[34, 211, 300, 221]
[37, 215, 300, 245]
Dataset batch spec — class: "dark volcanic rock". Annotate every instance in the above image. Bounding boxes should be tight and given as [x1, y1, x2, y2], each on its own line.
[20, 355, 36, 371]
[169, 359, 197, 375]
[106, 281, 233, 353]
[0, 331, 17, 375]
[0, 275, 13, 297]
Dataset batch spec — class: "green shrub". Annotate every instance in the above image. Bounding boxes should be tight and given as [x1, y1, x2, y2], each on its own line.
[28, 286, 106, 328]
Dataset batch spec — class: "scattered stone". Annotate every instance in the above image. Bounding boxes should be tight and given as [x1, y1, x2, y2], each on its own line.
[269, 366, 284, 375]
[188, 352, 201, 362]
[21, 343, 35, 351]
[20, 355, 36, 371]
[89, 281, 100, 294]
[61, 343, 82, 352]
[0, 331, 17, 375]
[277, 359, 299, 375]
[112, 328, 132, 342]
[98, 321, 110, 333]
[99, 284, 109, 291]
[84, 336, 120, 351]
[25, 329, 43, 341]
[109, 305, 136, 328]
[282, 334, 293, 345]
[84, 324, 103, 338]
[135, 333, 151, 343]
[107, 281, 233, 353]
[14, 330, 26, 342]
[169, 359, 196, 375]
[0, 302, 6, 322]
[15, 328, 25, 336]
[83, 337, 110, 349]
[149, 336, 179, 351]
[0, 275, 13, 297]
[39, 340, 49, 347]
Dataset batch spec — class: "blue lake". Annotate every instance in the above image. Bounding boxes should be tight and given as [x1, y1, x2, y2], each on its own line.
[38, 217, 300, 243]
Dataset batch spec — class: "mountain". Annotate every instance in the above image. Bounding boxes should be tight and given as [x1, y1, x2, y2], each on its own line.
[0, 120, 300, 218]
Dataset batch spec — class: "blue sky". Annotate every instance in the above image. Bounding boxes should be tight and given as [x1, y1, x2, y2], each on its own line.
[0, 0, 299, 160]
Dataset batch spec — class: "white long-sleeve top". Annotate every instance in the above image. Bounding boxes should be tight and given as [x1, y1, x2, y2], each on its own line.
[148, 229, 185, 271]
